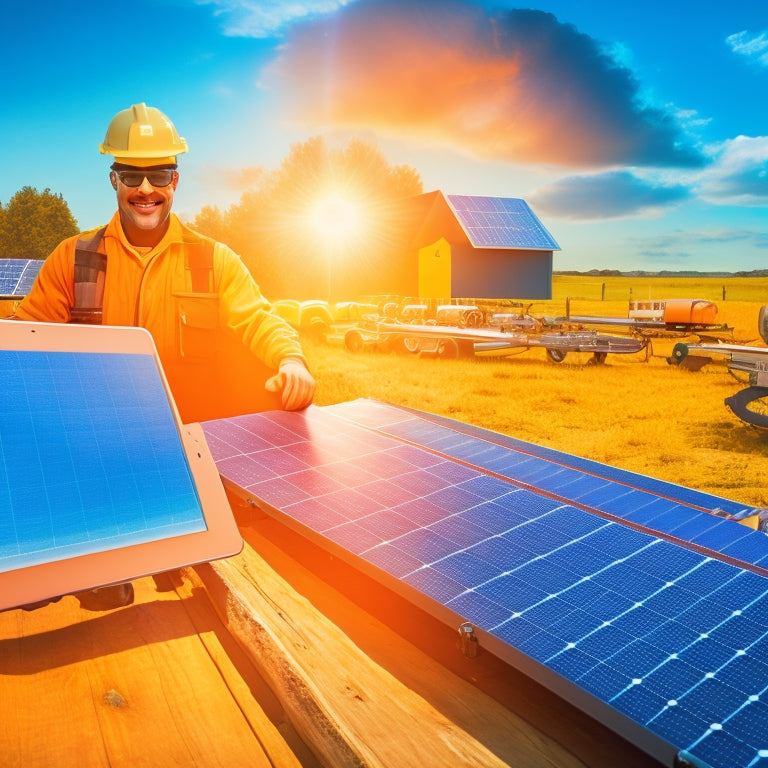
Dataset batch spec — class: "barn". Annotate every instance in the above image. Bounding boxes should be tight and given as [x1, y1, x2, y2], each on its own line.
[409, 190, 560, 300]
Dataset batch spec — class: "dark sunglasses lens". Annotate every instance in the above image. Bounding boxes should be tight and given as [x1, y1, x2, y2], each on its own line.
[118, 170, 174, 187]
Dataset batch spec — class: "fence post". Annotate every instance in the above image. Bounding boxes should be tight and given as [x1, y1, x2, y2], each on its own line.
[601, 282, 605, 301]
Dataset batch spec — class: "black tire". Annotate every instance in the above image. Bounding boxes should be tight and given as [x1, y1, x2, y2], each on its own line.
[669, 343, 688, 365]
[546, 348, 567, 363]
[436, 338, 460, 359]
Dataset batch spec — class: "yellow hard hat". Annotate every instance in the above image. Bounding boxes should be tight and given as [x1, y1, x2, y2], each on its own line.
[99, 103, 188, 161]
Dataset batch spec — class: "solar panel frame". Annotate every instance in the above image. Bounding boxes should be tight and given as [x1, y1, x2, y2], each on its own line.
[203, 399, 768, 768]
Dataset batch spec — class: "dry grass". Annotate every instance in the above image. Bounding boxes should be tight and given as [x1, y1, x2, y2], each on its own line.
[305, 280, 768, 510]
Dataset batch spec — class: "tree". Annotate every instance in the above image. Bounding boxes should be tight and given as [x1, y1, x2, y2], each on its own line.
[192, 137, 423, 300]
[0, 186, 79, 260]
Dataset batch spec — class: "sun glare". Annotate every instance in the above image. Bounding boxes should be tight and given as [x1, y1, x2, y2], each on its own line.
[309, 195, 362, 244]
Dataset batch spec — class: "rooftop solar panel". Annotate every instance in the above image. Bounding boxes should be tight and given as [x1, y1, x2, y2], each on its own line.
[0, 259, 44, 298]
[446, 195, 560, 251]
[0, 320, 241, 610]
[202, 399, 768, 768]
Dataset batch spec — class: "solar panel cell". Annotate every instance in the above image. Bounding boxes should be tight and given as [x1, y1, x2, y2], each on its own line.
[717, 654, 768, 693]
[689, 730, 757, 768]
[326, 522, 385, 556]
[652, 704, 710, 749]
[403, 565, 466, 603]
[364, 541, 425, 575]
[614, 683, 669, 725]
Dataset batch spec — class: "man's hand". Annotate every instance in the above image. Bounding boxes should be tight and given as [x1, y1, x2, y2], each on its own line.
[265, 358, 315, 410]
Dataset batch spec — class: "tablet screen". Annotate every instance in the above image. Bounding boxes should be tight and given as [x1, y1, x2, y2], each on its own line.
[0, 321, 242, 610]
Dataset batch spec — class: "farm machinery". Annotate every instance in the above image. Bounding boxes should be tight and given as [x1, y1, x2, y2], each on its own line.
[562, 298, 733, 347]
[669, 306, 768, 429]
[342, 298, 731, 364]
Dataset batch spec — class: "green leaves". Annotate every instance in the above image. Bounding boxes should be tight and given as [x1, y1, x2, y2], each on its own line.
[0, 186, 79, 260]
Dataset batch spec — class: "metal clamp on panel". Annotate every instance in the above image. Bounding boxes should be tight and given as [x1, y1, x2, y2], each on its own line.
[458, 621, 479, 658]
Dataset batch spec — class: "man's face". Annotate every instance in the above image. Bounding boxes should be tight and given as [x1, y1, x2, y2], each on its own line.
[110, 165, 178, 246]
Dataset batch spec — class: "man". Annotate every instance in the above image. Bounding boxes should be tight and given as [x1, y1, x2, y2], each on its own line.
[15, 102, 315, 423]
[12, 103, 316, 610]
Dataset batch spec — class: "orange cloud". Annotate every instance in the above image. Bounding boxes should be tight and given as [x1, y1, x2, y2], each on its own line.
[267, 1, 702, 169]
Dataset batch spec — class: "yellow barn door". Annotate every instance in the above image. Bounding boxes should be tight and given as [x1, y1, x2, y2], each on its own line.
[418, 237, 451, 298]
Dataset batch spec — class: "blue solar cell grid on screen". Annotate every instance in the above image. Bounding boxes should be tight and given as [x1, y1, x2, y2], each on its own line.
[0, 259, 43, 297]
[0, 350, 206, 572]
[446, 195, 560, 251]
[202, 400, 768, 768]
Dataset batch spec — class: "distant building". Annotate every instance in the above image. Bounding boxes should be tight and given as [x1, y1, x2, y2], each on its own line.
[320, 190, 559, 302]
[409, 191, 559, 300]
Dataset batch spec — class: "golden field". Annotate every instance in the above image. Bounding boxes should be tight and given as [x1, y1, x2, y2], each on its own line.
[305, 276, 768, 511]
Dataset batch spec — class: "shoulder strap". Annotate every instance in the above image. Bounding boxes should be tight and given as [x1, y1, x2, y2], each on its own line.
[71, 226, 108, 324]
[185, 241, 215, 293]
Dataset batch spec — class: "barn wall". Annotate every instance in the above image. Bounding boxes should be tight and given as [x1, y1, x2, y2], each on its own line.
[450, 247, 553, 300]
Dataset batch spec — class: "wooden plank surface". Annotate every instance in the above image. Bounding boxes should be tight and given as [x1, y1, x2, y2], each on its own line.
[0, 573, 307, 768]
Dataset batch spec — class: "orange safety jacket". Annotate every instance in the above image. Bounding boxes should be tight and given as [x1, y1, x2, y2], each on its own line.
[14, 212, 305, 423]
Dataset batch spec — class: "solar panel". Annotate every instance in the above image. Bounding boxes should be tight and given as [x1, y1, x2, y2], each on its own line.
[202, 399, 768, 768]
[0, 259, 44, 297]
[0, 320, 241, 610]
[446, 195, 560, 251]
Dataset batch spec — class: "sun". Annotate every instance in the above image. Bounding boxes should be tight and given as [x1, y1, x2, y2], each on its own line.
[309, 194, 362, 245]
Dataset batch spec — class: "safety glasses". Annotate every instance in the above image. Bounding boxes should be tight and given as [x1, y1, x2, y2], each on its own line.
[113, 169, 176, 188]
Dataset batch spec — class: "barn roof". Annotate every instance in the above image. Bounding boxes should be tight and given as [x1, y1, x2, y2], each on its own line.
[445, 194, 560, 251]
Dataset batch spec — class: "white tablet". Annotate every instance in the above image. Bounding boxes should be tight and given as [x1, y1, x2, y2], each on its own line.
[0, 320, 242, 611]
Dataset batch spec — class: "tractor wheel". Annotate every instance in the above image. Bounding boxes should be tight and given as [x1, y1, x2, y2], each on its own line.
[436, 338, 460, 359]
[388, 336, 417, 354]
[402, 336, 421, 353]
[344, 329, 365, 353]
[546, 348, 567, 363]
[669, 343, 688, 365]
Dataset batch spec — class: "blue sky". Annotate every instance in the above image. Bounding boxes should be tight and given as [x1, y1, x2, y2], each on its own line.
[1, 0, 767, 272]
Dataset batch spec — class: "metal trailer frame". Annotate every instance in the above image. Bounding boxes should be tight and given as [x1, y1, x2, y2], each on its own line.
[344, 317, 647, 363]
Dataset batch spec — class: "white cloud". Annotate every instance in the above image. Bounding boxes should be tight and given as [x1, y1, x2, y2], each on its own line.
[196, 0, 354, 38]
[696, 135, 768, 206]
[726, 30, 768, 67]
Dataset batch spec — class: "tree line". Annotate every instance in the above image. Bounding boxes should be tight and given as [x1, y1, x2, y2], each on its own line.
[0, 137, 424, 300]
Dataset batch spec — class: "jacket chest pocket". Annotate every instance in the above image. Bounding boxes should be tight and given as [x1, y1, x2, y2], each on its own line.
[175, 293, 219, 360]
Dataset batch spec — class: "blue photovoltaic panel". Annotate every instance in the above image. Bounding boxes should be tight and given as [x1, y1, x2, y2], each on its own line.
[446, 195, 560, 251]
[350, 402, 768, 569]
[0, 350, 206, 572]
[0, 259, 43, 297]
[203, 399, 768, 768]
